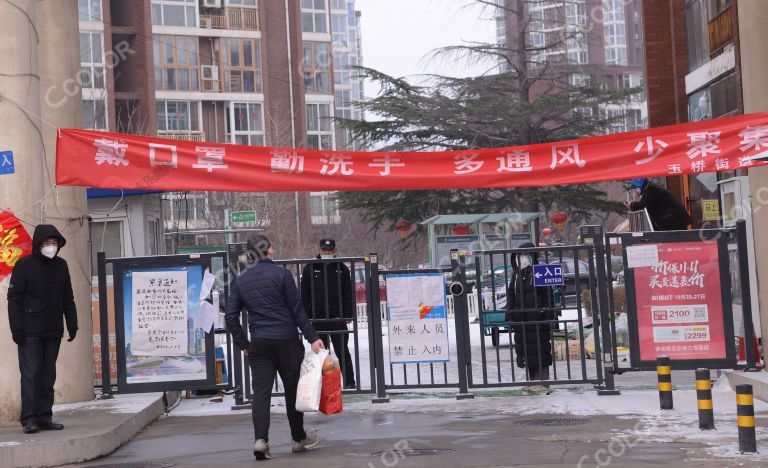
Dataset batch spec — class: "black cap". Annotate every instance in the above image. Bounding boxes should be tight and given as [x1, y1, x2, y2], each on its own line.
[319, 238, 336, 250]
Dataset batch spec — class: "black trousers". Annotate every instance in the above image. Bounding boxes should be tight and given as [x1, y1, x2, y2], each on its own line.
[316, 322, 355, 387]
[18, 337, 61, 426]
[248, 339, 306, 443]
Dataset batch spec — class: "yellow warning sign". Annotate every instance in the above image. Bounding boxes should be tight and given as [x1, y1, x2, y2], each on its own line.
[702, 199, 720, 221]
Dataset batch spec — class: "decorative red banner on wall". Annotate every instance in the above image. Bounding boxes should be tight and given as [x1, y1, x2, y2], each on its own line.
[56, 113, 768, 192]
[0, 210, 33, 282]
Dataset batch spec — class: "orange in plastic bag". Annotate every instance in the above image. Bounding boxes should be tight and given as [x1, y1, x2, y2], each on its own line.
[319, 355, 343, 415]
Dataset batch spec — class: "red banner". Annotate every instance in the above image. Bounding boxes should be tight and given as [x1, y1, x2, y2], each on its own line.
[56, 113, 768, 192]
[631, 241, 728, 362]
[0, 210, 33, 282]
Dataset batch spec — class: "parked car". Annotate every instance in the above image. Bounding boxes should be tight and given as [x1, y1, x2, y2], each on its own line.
[354, 267, 387, 304]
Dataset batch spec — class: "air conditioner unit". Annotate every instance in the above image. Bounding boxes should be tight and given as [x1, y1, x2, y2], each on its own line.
[202, 0, 222, 8]
[201, 65, 219, 81]
[199, 16, 212, 28]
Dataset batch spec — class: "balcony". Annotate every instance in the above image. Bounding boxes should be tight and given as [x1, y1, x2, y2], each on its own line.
[158, 131, 206, 142]
[200, 7, 259, 31]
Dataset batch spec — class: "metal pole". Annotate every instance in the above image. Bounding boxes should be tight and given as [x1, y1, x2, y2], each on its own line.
[451, 250, 474, 400]
[369, 253, 389, 403]
[656, 356, 673, 410]
[97, 252, 113, 399]
[735, 219, 759, 371]
[695, 368, 714, 430]
[736, 384, 757, 453]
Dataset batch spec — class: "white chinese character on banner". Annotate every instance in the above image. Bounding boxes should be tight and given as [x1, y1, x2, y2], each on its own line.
[192, 147, 228, 172]
[497, 150, 532, 172]
[634, 136, 669, 165]
[550, 144, 586, 169]
[686, 132, 721, 159]
[691, 160, 706, 173]
[270, 150, 304, 174]
[149, 143, 178, 168]
[454, 154, 484, 174]
[668, 164, 682, 174]
[739, 156, 754, 167]
[94, 138, 129, 166]
[369, 154, 405, 176]
[714, 158, 730, 171]
[739, 125, 768, 152]
[320, 154, 354, 176]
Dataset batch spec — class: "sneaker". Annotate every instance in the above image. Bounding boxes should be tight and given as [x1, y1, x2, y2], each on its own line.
[254, 439, 272, 460]
[292, 434, 320, 453]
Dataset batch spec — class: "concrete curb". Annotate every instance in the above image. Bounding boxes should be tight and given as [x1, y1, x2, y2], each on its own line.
[723, 369, 768, 404]
[0, 391, 180, 468]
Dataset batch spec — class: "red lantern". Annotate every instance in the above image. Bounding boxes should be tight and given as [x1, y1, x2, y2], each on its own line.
[542, 227, 553, 237]
[550, 212, 568, 232]
[394, 219, 413, 240]
[451, 225, 470, 236]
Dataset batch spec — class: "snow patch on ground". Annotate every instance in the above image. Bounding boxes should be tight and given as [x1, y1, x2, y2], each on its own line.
[53, 393, 161, 414]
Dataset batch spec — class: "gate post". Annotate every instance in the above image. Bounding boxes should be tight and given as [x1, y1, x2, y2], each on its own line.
[369, 253, 390, 403]
[735, 219, 759, 371]
[580, 225, 620, 395]
[451, 250, 474, 400]
[97, 252, 113, 399]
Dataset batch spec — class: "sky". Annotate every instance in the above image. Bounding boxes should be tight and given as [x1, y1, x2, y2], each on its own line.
[356, 0, 497, 98]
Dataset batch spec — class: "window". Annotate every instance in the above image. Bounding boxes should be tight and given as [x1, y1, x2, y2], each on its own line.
[227, 0, 257, 6]
[335, 90, 352, 119]
[330, 0, 346, 10]
[78, 0, 101, 22]
[685, 0, 709, 71]
[221, 38, 262, 93]
[163, 193, 208, 222]
[565, 1, 586, 27]
[569, 73, 589, 88]
[602, 0, 625, 22]
[310, 192, 340, 225]
[156, 100, 200, 131]
[151, 0, 197, 27]
[227, 102, 264, 146]
[333, 51, 350, 84]
[82, 99, 107, 130]
[306, 103, 333, 150]
[80, 32, 105, 89]
[301, 0, 327, 33]
[154, 36, 199, 91]
[603, 0, 627, 66]
[147, 219, 160, 256]
[90, 220, 123, 275]
[332, 14, 348, 48]
[303, 42, 331, 93]
[709, 0, 731, 19]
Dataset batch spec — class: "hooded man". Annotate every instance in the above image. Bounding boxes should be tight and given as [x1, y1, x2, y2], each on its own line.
[625, 178, 692, 231]
[7, 224, 78, 434]
[505, 242, 554, 393]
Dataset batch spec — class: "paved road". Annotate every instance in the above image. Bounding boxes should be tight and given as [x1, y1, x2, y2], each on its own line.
[69, 406, 743, 468]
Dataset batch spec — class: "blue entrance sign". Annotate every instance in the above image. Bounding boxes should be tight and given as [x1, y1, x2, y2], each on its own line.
[533, 263, 564, 287]
[0, 151, 14, 175]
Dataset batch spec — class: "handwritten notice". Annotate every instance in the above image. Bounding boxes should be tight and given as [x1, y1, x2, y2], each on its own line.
[131, 270, 188, 356]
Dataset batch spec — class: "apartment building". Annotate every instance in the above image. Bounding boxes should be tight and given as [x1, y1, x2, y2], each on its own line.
[77, 0, 365, 256]
[495, 0, 647, 133]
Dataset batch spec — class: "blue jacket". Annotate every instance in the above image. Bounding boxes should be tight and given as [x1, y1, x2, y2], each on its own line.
[225, 258, 319, 350]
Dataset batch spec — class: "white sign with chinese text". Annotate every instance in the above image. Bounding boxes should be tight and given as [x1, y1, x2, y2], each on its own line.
[386, 274, 450, 364]
[626, 244, 659, 269]
[131, 271, 188, 357]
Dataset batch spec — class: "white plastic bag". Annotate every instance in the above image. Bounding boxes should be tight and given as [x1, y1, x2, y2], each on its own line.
[295, 349, 329, 413]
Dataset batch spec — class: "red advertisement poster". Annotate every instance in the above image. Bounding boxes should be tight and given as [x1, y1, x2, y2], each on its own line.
[632, 241, 727, 362]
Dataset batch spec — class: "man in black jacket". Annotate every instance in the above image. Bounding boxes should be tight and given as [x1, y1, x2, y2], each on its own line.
[7, 224, 78, 434]
[626, 178, 692, 231]
[225, 235, 324, 460]
[300, 238, 356, 389]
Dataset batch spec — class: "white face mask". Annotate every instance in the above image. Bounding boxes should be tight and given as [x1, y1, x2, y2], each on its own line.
[320, 254, 335, 260]
[41, 245, 58, 259]
[518, 255, 532, 269]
